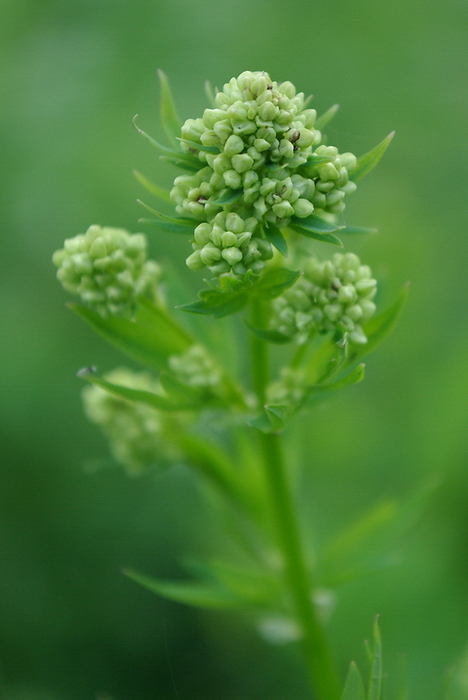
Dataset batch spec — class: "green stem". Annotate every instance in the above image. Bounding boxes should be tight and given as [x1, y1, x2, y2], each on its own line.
[249, 300, 339, 700]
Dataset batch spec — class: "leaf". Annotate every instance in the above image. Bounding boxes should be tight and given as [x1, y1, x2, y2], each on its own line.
[157, 69, 181, 148]
[310, 363, 366, 394]
[254, 268, 300, 300]
[159, 155, 201, 172]
[124, 568, 240, 609]
[81, 373, 195, 411]
[367, 617, 383, 700]
[137, 199, 195, 227]
[139, 218, 195, 235]
[315, 103, 339, 131]
[244, 322, 291, 345]
[342, 662, 366, 700]
[159, 371, 200, 401]
[179, 288, 249, 318]
[68, 298, 192, 371]
[303, 154, 335, 167]
[133, 170, 172, 203]
[132, 115, 197, 164]
[348, 283, 409, 364]
[248, 405, 289, 433]
[210, 188, 243, 205]
[349, 132, 395, 182]
[291, 214, 344, 234]
[204, 80, 216, 107]
[178, 137, 220, 154]
[263, 223, 288, 257]
[290, 224, 343, 248]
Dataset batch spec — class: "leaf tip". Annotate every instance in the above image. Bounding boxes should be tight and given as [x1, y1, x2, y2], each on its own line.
[76, 366, 97, 379]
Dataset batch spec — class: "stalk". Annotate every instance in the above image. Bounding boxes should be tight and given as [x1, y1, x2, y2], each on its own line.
[249, 299, 340, 700]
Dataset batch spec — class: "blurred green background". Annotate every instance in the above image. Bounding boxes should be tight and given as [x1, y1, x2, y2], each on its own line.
[1, 0, 468, 698]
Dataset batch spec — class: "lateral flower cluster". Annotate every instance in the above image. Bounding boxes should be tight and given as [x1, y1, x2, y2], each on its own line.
[271, 253, 377, 345]
[171, 70, 358, 278]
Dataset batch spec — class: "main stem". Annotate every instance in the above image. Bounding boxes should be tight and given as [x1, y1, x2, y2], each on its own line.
[249, 299, 340, 700]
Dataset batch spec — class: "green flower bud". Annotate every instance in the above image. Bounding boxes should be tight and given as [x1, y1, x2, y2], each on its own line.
[224, 134, 245, 156]
[293, 198, 314, 218]
[82, 367, 181, 475]
[231, 153, 254, 173]
[53, 226, 160, 317]
[270, 253, 377, 343]
[168, 344, 222, 391]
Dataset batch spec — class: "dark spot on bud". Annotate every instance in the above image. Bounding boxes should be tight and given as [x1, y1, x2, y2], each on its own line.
[289, 130, 301, 144]
[267, 84, 273, 90]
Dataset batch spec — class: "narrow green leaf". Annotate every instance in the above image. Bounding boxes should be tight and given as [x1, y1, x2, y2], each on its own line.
[342, 662, 366, 700]
[264, 223, 288, 257]
[159, 155, 200, 172]
[265, 404, 288, 432]
[247, 411, 274, 433]
[139, 218, 194, 234]
[210, 188, 243, 205]
[341, 226, 378, 235]
[178, 137, 220, 154]
[348, 283, 409, 364]
[303, 154, 335, 167]
[244, 322, 291, 345]
[68, 299, 192, 370]
[124, 568, 240, 609]
[254, 268, 300, 300]
[204, 80, 216, 106]
[312, 363, 366, 393]
[350, 132, 395, 182]
[136, 199, 195, 227]
[157, 69, 181, 148]
[315, 104, 339, 131]
[132, 115, 197, 163]
[81, 373, 195, 411]
[367, 617, 383, 700]
[290, 224, 344, 248]
[291, 214, 344, 234]
[133, 170, 172, 203]
[178, 289, 249, 318]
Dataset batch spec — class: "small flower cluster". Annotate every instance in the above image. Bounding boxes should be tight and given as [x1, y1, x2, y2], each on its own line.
[171, 71, 358, 246]
[267, 367, 307, 405]
[186, 211, 273, 276]
[82, 368, 179, 475]
[53, 225, 160, 317]
[271, 253, 377, 345]
[168, 344, 222, 391]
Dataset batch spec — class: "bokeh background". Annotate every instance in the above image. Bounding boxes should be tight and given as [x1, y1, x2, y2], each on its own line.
[2, 0, 468, 698]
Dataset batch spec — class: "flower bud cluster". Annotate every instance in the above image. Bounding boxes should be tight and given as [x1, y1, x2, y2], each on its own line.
[82, 368, 179, 475]
[267, 367, 307, 405]
[168, 344, 222, 391]
[271, 253, 377, 344]
[186, 211, 273, 277]
[172, 71, 357, 236]
[53, 225, 160, 317]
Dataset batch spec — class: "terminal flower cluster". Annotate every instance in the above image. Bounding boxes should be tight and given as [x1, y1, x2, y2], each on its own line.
[271, 253, 377, 345]
[53, 225, 160, 317]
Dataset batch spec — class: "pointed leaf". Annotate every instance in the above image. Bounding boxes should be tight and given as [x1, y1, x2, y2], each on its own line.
[367, 617, 383, 700]
[124, 568, 240, 609]
[137, 199, 194, 227]
[133, 170, 172, 203]
[303, 154, 335, 167]
[204, 80, 216, 106]
[157, 69, 181, 148]
[132, 116, 197, 163]
[265, 404, 288, 432]
[291, 214, 344, 234]
[81, 373, 196, 411]
[254, 268, 300, 300]
[264, 223, 288, 257]
[244, 322, 291, 345]
[290, 224, 343, 248]
[68, 299, 191, 371]
[178, 137, 220, 154]
[210, 188, 243, 205]
[139, 218, 195, 234]
[350, 132, 395, 182]
[311, 363, 366, 393]
[342, 662, 366, 700]
[159, 155, 200, 172]
[179, 289, 249, 318]
[315, 104, 339, 131]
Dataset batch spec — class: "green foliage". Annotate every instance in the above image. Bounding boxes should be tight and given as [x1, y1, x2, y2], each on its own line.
[349, 132, 395, 182]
